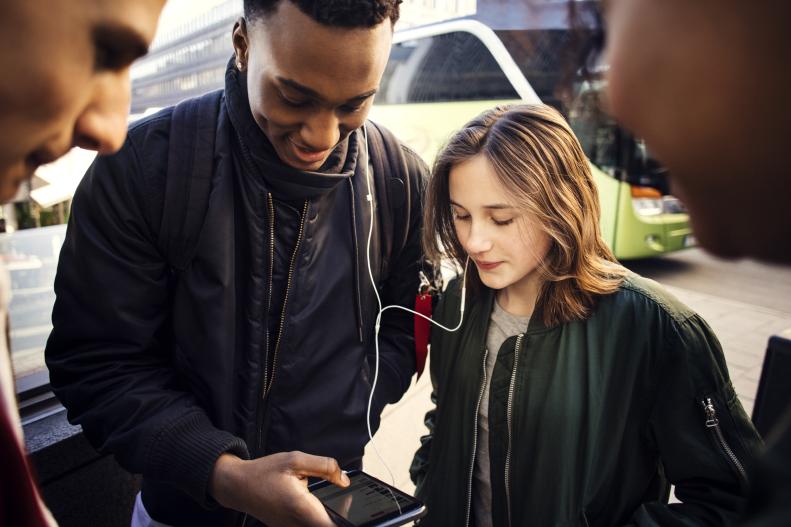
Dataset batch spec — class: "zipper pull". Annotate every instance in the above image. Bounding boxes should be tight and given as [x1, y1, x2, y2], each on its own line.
[702, 397, 719, 428]
[418, 270, 438, 296]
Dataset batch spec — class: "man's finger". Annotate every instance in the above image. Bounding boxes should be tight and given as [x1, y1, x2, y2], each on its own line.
[288, 452, 350, 487]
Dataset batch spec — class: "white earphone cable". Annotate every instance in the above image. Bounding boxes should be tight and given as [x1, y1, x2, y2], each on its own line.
[361, 124, 467, 500]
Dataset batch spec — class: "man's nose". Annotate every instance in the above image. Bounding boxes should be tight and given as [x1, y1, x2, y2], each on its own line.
[300, 110, 340, 152]
[72, 73, 131, 155]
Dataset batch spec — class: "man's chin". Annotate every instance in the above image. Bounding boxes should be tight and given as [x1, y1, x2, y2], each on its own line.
[274, 144, 326, 172]
[285, 158, 324, 172]
[696, 232, 791, 264]
[685, 193, 791, 264]
[695, 236, 744, 261]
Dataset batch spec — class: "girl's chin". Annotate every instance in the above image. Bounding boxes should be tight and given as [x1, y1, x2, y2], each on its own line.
[478, 275, 510, 291]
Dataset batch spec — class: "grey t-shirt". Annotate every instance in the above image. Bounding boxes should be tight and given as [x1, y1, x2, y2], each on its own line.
[473, 300, 530, 527]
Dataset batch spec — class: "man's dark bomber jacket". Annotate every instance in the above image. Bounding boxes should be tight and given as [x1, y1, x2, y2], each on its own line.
[45, 70, 429, 526]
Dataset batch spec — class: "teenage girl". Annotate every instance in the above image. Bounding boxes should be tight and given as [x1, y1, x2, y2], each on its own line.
[410, 104, 761, 527]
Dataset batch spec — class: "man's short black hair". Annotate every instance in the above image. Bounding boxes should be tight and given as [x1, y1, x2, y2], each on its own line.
[245, 0, 402, 27]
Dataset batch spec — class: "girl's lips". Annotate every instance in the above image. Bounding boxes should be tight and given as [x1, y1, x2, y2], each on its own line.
[475, 260, 502, 271]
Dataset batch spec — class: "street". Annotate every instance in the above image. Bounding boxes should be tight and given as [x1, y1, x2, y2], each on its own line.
[364, 248, 791, 495]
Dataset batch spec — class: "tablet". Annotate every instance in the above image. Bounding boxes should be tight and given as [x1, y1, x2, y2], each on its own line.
[309, 469, 427, 527]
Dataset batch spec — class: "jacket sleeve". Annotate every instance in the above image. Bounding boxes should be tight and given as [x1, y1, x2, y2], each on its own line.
[630, 313, 763, 526]
[371, 148, 434, 410]
[45, 133, 249, 508]
[410, 386, 437, 493]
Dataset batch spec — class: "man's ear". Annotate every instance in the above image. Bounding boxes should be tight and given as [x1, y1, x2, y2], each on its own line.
[232, 17, 249, 70]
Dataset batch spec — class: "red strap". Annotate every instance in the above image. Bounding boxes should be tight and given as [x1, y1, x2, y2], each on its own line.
[0, 387, 50, 526]
[414, 294, 432, 379]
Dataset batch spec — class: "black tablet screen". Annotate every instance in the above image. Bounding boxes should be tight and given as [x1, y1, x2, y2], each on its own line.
[312, 472, 416, 526]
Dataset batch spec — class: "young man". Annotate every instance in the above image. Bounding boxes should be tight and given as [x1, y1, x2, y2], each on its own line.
[602, 0, 791, 524]
[0, 0, 165, 524]
[46, 1, 430, 526]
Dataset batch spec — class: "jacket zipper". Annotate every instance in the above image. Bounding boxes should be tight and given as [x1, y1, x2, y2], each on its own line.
[261, 193, 276, 407]
[701, 397, 748, 484]
[263, 200, 309, 399]
[348, 179, 364, 343]
[243, 195, 281, 527]
[465, 347, 490, 527]
[255, 194, 277, 454]
[504, 334, 524, 527]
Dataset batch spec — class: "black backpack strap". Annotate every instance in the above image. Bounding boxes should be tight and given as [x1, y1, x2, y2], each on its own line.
[365, 120, 409, 267]
[159, 90, 223, 270]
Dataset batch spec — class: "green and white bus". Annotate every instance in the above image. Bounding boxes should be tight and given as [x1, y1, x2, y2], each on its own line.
[369, 19, 694, 259]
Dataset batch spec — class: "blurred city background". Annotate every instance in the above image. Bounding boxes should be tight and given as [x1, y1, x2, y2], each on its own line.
[4, 0, 789, 523]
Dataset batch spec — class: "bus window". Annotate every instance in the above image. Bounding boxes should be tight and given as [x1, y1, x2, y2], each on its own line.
[566, 83, 619, 176]
[494, 29, 573, 110]
[567, 79, 674, 195]
[378, 31, 519, 104]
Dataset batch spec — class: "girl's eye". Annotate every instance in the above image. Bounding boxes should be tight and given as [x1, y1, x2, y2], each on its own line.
[452, 212, 470, 222]
[492, 218, 514, 226]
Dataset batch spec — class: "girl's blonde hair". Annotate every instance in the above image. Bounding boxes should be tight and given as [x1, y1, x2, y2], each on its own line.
[424, 104, 627, 326]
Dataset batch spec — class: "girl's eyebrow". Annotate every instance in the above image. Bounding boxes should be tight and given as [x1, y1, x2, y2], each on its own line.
[450, 199, 514, 210]
[482, 204, 516, 210]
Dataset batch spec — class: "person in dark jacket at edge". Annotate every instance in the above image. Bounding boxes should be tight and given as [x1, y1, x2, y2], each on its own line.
[0, 1, 165, 525]
[45, 1, 431, 526]
[599, 0, 791, 525]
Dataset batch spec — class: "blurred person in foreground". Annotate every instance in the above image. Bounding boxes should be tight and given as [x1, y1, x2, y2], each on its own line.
[601, 0, 791, 524]
[0, 0, 165, 524]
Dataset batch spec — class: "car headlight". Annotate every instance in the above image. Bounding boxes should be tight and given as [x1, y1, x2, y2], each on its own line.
[630, 186, 688, 216]
[632, 197, 664, 216]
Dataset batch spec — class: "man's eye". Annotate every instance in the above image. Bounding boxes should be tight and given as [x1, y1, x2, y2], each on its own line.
[280, 94, 310, 108]
[339, 103, 364, 114]
[93, 35, 142, 71]
[94, 42, 123, 70]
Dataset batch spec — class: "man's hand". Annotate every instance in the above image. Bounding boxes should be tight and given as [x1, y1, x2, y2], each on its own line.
[209, 451, 350, 527]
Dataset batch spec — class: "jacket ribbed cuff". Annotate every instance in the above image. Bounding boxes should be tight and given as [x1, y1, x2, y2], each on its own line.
[144, 410, 249, 508]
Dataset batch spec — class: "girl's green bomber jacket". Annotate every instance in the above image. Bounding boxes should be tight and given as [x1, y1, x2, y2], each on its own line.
[411, 272, 762, 526]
